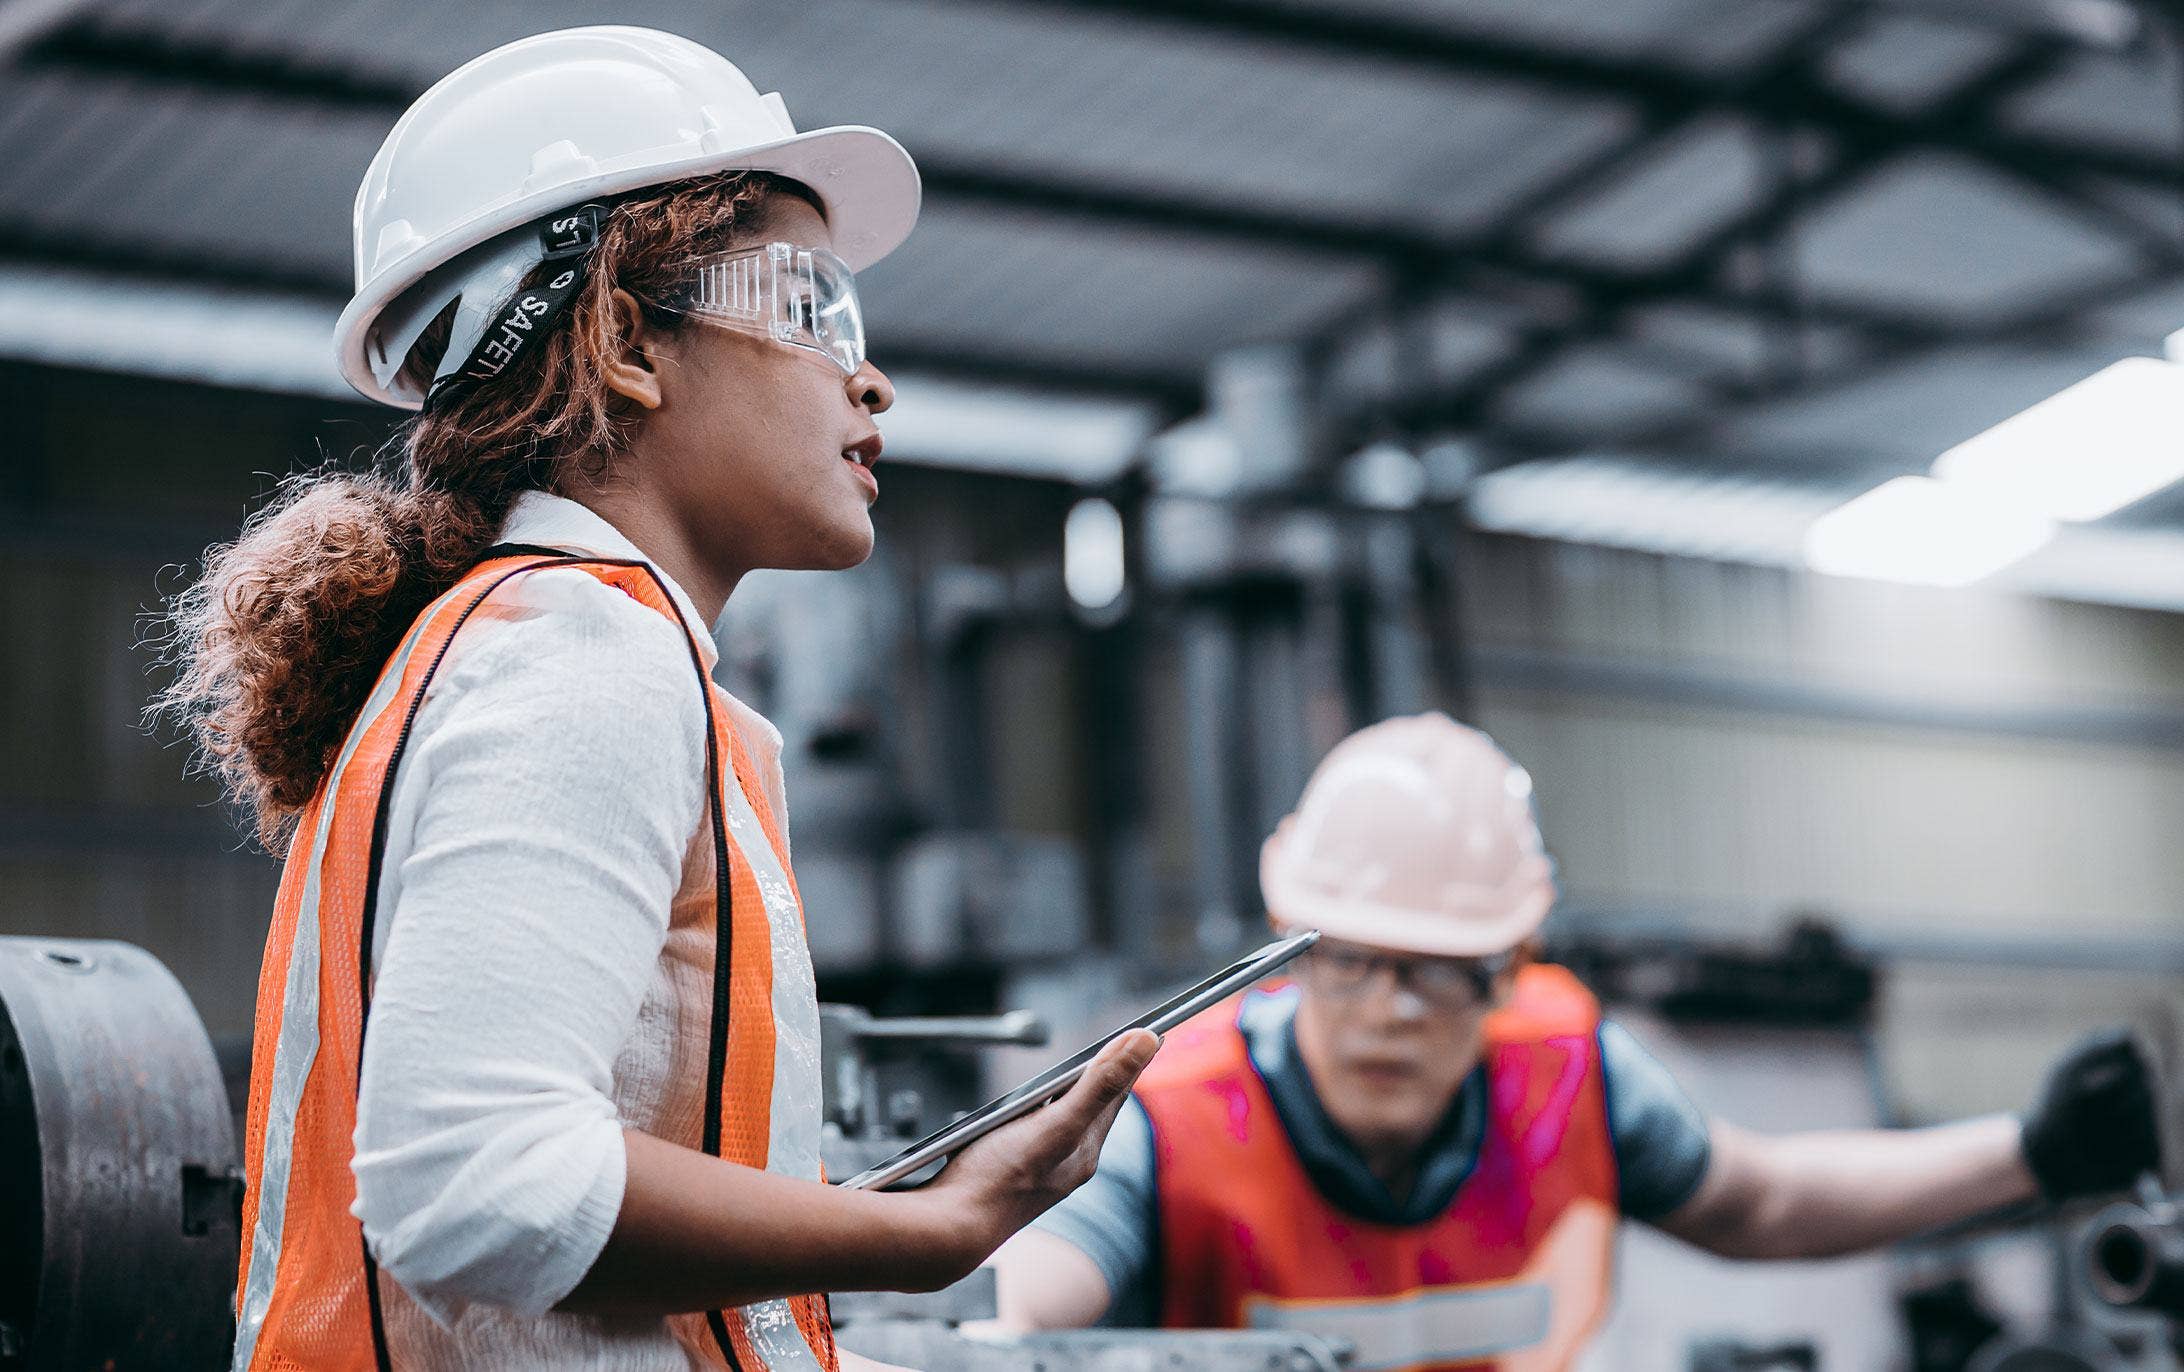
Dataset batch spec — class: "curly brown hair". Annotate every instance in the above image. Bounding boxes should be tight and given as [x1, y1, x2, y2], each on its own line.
[153, 170, 816, 846]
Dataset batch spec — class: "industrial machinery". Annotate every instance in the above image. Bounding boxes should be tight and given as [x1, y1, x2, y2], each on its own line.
[2085, 1197, 2184, 1339]
[4, 933, 2170, 1372]
[2075, 1016, 2184, 1366]
[1895, 1016, 2184, 1372]
[0, 938, 1346, 1370]
[0, 936, 240, 1372]
[1687, 1338, 1818, 1371]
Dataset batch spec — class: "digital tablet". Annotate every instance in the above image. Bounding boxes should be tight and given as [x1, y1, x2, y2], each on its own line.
[836, 929, 1320, 1191]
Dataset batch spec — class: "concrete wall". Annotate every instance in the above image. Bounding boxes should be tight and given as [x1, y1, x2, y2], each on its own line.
[1461, 533, 2184, 966]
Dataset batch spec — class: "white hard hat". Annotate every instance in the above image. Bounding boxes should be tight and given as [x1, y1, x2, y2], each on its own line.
[1260, 713, 1556, 959]
[333, 25, 922, 409]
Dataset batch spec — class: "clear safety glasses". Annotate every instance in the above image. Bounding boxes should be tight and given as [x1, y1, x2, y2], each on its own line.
[1302, 943, 1511, 1012]
[685, 241, 865, 377]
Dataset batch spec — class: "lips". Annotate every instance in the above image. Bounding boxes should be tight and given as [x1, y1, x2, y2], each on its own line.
[842, 433, 883, 468]
[841, 431, 881, 500]
[1349, 1059, 1420, 1081]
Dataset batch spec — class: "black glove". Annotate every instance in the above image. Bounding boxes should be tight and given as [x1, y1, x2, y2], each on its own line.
[2020, 1029, 2161, 1201]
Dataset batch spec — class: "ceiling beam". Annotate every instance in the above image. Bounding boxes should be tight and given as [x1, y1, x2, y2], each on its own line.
[1361, 7, 1879, 431]
[0, 0, 88, 62]
[992, 0, 2180, 192]
[10, 17, 1975, 346]
[1499, 253, 2184, 457]
[13, 7, 2168, 441]
[917, 166, 1945, 339]
[22, 10, 2167, 322]
[1390, 34, 2115, 441]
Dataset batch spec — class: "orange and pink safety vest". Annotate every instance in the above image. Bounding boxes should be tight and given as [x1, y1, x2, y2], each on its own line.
[229, 552, 839, 1372]
[1138, 965, 1617, 1372]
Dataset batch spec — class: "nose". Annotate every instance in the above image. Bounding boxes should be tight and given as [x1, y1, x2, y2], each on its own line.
[1360, 964, 1430, 1023]
[1384, 985, 1431, 1022]
[847, 359, 894, 416]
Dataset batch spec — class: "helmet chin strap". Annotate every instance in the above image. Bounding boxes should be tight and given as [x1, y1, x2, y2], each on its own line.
[422, 205, 607, 412]
[363, 205, 610, 407]
[367, 231, 531, 394]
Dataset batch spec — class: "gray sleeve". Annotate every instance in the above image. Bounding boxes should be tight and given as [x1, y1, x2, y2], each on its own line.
[1026, 1096, 1159, 1325]
[1600, 1019, 1714, 1222]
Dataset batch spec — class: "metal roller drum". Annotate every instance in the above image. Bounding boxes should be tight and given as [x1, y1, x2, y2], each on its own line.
[0, 937, 240, 1370]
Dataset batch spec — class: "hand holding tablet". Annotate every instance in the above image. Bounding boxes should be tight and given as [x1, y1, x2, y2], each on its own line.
[838, 930, 1320, 1192]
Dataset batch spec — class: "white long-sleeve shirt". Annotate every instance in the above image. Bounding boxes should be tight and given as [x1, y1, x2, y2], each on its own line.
[351, 491, 795, 1369]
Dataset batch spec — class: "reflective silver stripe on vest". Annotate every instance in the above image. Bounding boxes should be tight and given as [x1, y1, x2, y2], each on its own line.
[736, 1296, 827, 1372]
[718, 766, 822, 1183]
[716, 731, 828, 1370]
[1245, 1282, 1551, 1372]
[230, 616, 440, 1371]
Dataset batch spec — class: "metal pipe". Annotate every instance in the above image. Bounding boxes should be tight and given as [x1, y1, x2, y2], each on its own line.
[2083, 1203, 2184, 1318]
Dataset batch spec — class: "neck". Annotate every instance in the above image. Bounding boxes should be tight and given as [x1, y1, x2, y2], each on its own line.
[571, 485, 745, 622]
[1363, 1144, 1422, 1200]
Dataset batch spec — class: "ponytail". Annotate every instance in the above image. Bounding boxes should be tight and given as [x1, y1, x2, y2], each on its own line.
[152, 458, 523, 846]
[153, 169, 800, 845]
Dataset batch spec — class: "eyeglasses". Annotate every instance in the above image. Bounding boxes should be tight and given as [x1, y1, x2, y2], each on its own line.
[1302, 943, 1509, 1010]
[684, 241, 865, 377]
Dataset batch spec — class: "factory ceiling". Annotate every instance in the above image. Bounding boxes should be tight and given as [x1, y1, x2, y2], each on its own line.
[3, 0, 2182, 501]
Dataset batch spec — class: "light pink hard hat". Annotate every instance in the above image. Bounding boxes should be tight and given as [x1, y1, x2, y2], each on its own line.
[1260, 713, 1555, 958]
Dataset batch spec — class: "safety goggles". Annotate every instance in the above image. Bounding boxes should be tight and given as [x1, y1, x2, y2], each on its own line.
[684, 241, 865, 376]
[1301, 942, 1512, 1011]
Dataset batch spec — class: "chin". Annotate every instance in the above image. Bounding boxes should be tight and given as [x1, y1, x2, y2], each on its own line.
[1330, 1093, 1436, 1139]
[1342, 1114, 1441, 1158]
[797, 517, 875, 571]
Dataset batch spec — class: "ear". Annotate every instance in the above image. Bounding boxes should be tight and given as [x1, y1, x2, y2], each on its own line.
[600, 287, 665, 412]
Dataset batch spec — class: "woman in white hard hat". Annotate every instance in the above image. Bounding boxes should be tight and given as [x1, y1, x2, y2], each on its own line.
[157, 27, 1153, 1372]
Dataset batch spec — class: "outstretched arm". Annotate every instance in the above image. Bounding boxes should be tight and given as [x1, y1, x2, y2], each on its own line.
[1655, 1115, 2032, 1260]
[1657, 1029, 2161, 1261]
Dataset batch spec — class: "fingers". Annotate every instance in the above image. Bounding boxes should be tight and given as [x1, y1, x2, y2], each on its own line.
[1091, 1028, 1161, 1100]
[1101, 1028, 1160, 1082]
[1079, 1051, 1148, 1151]
[1046, 1029, 1160, 1133]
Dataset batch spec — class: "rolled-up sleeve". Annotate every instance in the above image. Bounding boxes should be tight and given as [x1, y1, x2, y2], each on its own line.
[350, 570, 709, 1322]
[1601, 1018, 1714, 1222]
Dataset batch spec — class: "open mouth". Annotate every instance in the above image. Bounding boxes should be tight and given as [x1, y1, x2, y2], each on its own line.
[842, 434, 883, 468]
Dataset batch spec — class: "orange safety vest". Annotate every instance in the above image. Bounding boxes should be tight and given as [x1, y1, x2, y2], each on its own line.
[1139, 965, 1617, 1372]
[229, 551, 838, 1372]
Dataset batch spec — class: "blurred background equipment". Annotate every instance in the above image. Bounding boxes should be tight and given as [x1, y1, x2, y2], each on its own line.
[0, 937, 1354, 1371]
[1687, 1338, 1819, 1371]
[2073, 1024, 2184, 1364]
[2083, 1198, 2184, 1330]
[5, 0, 2184, 1366]
[0, 937, 239, 1372]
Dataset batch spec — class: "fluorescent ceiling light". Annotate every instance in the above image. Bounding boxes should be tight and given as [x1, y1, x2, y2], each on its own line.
[1932, 357, 2184, 522]
[1468, 455, 2184, 611]
[1804, 475, 2054, 586]
[1338, 441, 1428, 510]
[1468, 456, 1837, 565]
[1064, 497, 1127, 610]
[0, 263, 352, 399]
